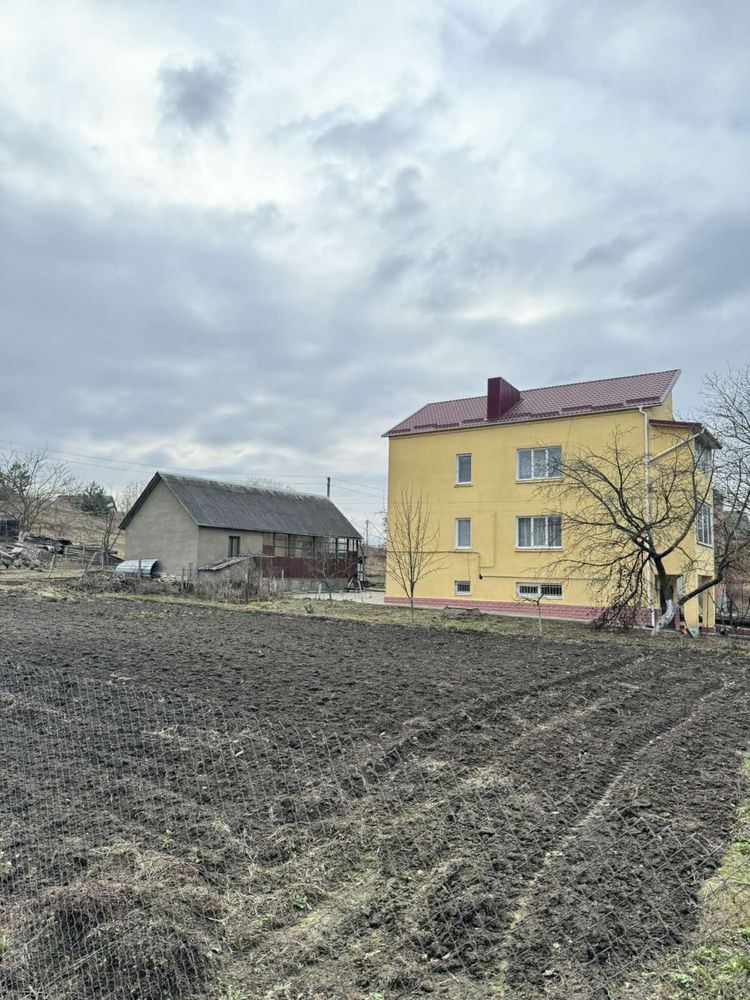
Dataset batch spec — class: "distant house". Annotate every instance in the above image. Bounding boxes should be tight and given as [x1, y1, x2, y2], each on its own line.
[120, 473, 361, 588]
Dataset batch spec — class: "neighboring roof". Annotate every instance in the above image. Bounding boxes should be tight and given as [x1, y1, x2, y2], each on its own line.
[120, 473, 362, 538]
[384, 369, 681, 437]
[650, 419, 722, 449]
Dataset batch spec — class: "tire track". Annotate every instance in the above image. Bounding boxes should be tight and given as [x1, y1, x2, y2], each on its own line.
[490, 677, 728, 996]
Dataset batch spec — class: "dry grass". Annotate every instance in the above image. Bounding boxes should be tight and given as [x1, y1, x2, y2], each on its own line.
[74, 588, 750, 657]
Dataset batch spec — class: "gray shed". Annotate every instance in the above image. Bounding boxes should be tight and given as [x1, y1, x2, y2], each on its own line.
[119, 473, 361, 579]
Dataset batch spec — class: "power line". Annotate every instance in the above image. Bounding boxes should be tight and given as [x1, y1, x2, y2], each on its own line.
[333, 478, 384, 495]
[0, 438, 325, 483]
[0, 438, 387, 500]
[331, 484, 386, 499]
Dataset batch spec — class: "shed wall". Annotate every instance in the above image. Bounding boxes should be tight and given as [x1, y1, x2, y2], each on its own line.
[197, 528, 264, 567]
[124, 480, 199, 576]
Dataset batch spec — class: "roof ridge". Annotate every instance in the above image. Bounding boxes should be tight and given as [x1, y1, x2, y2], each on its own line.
[519, 368, 680, 395]
[409, 369, 679, 412]
[159, 472, 328, 502]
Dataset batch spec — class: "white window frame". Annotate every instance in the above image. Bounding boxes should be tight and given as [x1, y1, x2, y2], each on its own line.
[516, 515, 562, 549]
[516, 582, 563, 599]
[455, 453, 472, 485]
[454, 580, 471, 595]
[695, 444, 713, 477]
[455, 517, 471, 549]
[516, 446, 562, 481]
[696, 502, 713, 547]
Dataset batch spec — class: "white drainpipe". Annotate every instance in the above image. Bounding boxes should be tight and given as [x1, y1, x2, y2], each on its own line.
[639, 406, 655, 627]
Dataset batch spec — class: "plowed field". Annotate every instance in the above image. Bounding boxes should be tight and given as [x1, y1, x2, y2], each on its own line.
[0, 593, 748, 999]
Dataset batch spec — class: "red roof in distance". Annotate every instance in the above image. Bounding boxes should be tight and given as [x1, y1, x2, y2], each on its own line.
[384, 369, 680, 437]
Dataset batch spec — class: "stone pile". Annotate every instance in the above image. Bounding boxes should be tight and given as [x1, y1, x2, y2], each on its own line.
[0, 543, 44, 571]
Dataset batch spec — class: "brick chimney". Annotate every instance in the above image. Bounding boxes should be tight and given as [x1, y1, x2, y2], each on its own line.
[487, 377, 521, 421]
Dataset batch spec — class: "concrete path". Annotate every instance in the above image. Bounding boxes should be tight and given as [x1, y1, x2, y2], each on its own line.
[291, 588, 386, 604]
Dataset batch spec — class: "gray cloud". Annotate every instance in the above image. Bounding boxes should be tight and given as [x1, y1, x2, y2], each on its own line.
[626, 216, 750, 307]
[314, 107, 418, 160]
[383, 166, 427, 221]
[1, 0, 749, 526]
[277, 95, 444, 164]
[158, 58, 237, 138]
[573, 233, 647, 270]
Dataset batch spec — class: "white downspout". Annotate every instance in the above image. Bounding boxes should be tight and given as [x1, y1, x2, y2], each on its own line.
[639, 406, 655, 627]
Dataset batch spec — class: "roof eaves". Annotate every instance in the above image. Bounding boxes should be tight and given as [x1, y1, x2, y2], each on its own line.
[650, 419, 722, 450]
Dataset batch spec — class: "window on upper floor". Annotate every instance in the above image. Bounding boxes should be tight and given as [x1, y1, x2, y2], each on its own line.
[696, 503, 713, 546]
[696, 444, 714, 476]
[517, 515, 562, 549]
[517, 446, 562, 480]
[456, 453, 472, 484]
[455, 517, 471, 549]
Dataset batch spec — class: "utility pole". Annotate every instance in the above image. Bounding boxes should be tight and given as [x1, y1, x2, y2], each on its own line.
[326, 476, 331, 498]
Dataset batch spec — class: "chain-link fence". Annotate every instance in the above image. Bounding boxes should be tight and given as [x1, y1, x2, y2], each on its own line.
[0, 661, 747, 999]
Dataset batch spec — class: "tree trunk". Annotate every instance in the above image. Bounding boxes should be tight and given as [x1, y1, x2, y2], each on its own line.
[653, 599, 678, 633]
[654, 561, 671, 615]
[651, 558, 680, 633]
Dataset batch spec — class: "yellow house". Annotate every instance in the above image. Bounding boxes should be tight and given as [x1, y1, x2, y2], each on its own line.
[384, 370, 717, 630]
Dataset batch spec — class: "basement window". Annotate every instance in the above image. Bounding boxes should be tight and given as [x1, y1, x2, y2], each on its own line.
[517, 446, 562, 480]
[516, 582, 563, 598]
[228, 535, 241, 557]
[454, 580, 471, 595]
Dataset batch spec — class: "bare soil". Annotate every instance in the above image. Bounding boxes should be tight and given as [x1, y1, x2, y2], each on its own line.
[0, 590, 748, 999]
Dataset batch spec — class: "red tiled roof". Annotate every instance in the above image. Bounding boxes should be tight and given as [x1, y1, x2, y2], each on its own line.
[384, 370, 680, 437]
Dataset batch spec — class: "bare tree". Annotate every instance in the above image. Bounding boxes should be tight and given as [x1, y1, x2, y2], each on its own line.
[542, 419, 750, 632]
[703, 367, 750, 626]
[704, 366, 750, 451]
[245, 476, 293, 491]
[309, 547, 351, 600]
[385, 488, 443, 616]
[95, 503, 123, 567]
[115, 481, 145, 517]
[0, 449, 79, 538]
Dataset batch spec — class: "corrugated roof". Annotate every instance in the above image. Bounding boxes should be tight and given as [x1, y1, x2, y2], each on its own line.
[120, 474, 361, 538]
[384, 370, 681, 437]
[114, 559, 159, 577]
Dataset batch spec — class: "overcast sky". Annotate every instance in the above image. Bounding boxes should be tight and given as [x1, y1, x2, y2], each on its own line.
[1, 0, 749, 530]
